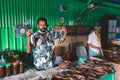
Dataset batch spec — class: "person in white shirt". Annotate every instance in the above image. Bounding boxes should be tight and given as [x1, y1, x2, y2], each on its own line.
[87, 25, 102, 58]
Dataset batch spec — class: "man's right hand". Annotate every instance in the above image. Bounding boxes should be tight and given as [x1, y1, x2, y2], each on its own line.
[88, 43, 102, 51]
[26, 29, 32, 37]
[97, 47, 102, 51]
[26, 29, 33, 53]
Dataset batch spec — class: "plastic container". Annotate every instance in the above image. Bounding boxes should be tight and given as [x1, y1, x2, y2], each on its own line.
[12, 62, 19, 75]
[99, 73, 115, 80]
[79, 57, 87, 63]
[5, 63, 12, 76]
[0, 64, 5, 78]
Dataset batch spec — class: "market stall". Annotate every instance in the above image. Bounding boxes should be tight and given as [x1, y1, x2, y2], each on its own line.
[1, 0, 120, 80]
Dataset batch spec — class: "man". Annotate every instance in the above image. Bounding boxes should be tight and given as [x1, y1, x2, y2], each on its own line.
[26, 18, 67, 70]
[87, 25, 102, 58]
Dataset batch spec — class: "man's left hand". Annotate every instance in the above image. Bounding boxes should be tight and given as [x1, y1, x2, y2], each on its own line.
[61, 26, 67, 34]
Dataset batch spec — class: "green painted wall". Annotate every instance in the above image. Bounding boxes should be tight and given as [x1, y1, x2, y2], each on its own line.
[0, 0, 120, 52]
[0, 0, 82, 51]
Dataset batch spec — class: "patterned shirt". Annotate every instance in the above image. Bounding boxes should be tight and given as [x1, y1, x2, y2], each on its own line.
[30, 30, 66, 70]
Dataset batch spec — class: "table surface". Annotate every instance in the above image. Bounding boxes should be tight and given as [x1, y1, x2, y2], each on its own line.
[0, 57, 119, 80]
[0, 66, 70, 80]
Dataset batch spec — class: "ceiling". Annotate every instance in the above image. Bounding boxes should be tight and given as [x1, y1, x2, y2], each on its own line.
[77, 0, 120, 21]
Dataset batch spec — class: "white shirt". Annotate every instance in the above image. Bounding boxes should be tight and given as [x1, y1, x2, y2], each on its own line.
[87, 31, 101, 53]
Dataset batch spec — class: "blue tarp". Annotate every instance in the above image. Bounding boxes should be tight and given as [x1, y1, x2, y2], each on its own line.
[115, 34, 120, 40]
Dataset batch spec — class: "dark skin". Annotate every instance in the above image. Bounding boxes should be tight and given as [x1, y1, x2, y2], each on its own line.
[26, 20, 67, 53]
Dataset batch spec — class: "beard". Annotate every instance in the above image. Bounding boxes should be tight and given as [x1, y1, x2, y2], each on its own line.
[39, 28, 48, 34]
[39, 28, 47, 32]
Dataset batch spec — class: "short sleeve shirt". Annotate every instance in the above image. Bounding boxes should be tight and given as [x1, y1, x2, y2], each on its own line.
[30, 30, 65, 70]
[87, 31, 101, 53]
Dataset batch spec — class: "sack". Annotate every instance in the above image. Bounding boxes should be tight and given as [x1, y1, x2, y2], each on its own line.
[68, 42, 84, 62]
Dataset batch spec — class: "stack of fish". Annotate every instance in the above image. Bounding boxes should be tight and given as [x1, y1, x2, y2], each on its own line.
[103, 43, 120, 63]
[52, 60, 115, 80]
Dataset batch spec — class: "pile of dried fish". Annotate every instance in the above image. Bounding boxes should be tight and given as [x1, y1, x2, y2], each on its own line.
[108, 43, 120, 52]
[52, 60, 115, 80]
[58, 60, 72, 69]
[52, 71, 85, 80]
[103, 43, 120, 63]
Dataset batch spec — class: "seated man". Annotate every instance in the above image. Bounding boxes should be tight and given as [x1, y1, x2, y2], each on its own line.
[87, 25, 102, 58]
[26, 18, 67, 70]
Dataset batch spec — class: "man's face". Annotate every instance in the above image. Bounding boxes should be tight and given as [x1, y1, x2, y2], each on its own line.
[38, 20, 47, 32]
[95, 26, 101, 33]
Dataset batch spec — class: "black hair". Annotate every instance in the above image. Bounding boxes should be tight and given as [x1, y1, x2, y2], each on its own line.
[37, 18, 48, 26]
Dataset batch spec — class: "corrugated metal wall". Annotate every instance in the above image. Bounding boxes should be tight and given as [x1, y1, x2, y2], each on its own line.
[0, 0, 120, 52]
[0, 0, 82, 51]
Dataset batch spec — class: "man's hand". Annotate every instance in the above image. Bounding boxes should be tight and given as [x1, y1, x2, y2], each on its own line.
[111, 40, 120, 46]
[26, 29, 32, 37]
[26, 29, 33, 53]
[111, 40, 116, 44]
[58, 26, 67, 43]
[88, 43, 102, 51]
[97, 47, 102, 51]
[61, 26, 67, 34]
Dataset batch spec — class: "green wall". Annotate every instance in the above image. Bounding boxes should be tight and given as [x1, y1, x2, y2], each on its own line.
[0, 0, 120, 52]
[0, 0, 82, 51]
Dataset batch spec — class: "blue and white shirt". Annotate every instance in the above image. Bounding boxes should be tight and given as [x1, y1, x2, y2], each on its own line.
[30, 30, 66, 70]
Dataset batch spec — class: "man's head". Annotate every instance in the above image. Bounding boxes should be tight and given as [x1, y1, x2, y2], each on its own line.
[94, 24, 101, 33]
[37, 18, 48, 33]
